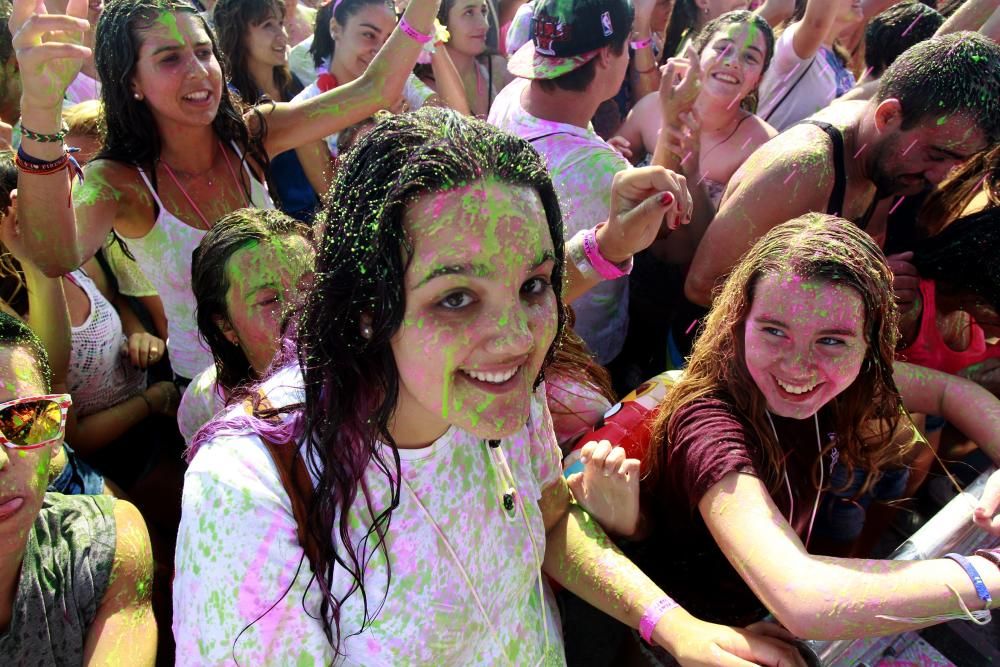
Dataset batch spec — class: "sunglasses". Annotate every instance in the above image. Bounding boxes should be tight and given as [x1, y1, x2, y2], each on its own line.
[0, 394, 72, 451]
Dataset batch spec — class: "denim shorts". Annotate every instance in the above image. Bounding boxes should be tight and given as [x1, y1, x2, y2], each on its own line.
[48, 444, 105, 496]
[813, 462, 910, 542]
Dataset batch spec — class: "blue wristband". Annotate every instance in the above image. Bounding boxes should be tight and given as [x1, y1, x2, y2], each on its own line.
[945, 552, 992, 610]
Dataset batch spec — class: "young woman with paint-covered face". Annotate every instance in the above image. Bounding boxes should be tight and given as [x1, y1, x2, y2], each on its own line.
[625, 215, 1000, 646]
[293, 0, 468, 158]
[614, 11, 776, 212]
[6, 0, 442, 384]
[178, 208, 314, 443]
[0, 312, 156, 665]
[171, 108, 805, 666]
[214, 0, 333, 222]
[418, 0, 511, 117]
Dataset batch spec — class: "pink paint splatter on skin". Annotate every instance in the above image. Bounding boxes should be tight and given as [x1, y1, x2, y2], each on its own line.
[888, 197, 906, 215]
[853, 143, 868, 159]
[783, 169, 798, 185]
[901, 139, 918, 156]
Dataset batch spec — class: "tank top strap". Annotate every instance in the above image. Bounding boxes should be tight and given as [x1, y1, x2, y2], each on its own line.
[798, 120, 847, 217]
[135, 167, 167, 214]
[227, 141, 274, 210]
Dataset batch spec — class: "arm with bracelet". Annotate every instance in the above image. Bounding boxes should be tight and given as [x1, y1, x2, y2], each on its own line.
[629, 0, 661, 99]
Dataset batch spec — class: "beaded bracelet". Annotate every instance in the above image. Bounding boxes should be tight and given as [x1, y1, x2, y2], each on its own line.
[639, 596, 680, 644]
[582, 223, 633, 280]
[21, 123, 68, 143]
[399, 17, 432, 44]
[945, 552, 992, 610]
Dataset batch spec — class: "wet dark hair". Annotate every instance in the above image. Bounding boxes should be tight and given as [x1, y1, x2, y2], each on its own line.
[0, 0, 16, 104]
[213, 0, 300, 105]
[661, 0, 699, 63]
[0, 150, 26, 317]
[536, 30, 631, 94]
[310, 0, 394, 70]
[190, 107, 568, 656]
[865, 2, 943, 79]
[876, 32, 1000, 142]
[93, 0, 269, 181]
[687, 10, 775, 113]
[192, 208, 310, 393]
[0, 311, 52, 391]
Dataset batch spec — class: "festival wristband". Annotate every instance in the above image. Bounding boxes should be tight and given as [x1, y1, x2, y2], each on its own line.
[399, 17, 432, 44]
[630, 36, 653, 51]
[639, 596, 680, 644]
[945, 553, 992, 609]
[974, 548, 1000, 570]
[567, 229, 599, 281]
[21, 123, 68, 143]
[583, 223, 633, 280]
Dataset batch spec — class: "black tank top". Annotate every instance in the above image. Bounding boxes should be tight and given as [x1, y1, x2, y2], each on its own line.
[800, 120, 878, 229]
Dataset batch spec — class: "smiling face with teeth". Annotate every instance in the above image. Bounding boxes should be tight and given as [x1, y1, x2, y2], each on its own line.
[130, 12, 225, 133]
[743, 270, 867, 420]
[697, 22, 768, 108]
[388, 178, 559, 446]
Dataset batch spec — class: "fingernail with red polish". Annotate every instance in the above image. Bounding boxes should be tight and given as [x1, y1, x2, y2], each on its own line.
[659, 191, 675, 206]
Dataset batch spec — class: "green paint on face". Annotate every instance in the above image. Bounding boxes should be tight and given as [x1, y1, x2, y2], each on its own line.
[937, 115, 949, 126]
[157, 12, 186, 45]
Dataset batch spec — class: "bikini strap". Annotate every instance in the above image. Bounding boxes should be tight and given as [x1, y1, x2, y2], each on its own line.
[136, 167, 168, 214]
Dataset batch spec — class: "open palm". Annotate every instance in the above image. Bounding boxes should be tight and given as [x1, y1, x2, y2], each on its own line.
[10, 0, 91, 110]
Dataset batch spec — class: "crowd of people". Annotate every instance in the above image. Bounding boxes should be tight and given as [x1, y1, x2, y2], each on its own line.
[0, 0, 999, 663]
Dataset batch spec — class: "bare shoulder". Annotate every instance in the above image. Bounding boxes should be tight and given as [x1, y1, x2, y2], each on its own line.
[726, 123, 836, 201]
[77, 159, 155, 234]
[108, 499, 154, 600]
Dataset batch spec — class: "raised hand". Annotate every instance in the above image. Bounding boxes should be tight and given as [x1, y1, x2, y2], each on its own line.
[566, 440, 640, 538]
[660, 110, 702, 174]
[659, 45, 702, 126]
[10, 0, 91, 112]
[597, 165, 693, 263]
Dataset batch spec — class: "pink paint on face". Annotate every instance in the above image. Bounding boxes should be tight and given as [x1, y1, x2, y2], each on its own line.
[223, 235, 314, 375]
[743, 271, 867, 420]
[697, 24, 767, 108]
[390, 179, 558, 446]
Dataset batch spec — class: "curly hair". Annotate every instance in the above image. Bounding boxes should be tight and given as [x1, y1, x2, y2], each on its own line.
[647, 215, 908, 497]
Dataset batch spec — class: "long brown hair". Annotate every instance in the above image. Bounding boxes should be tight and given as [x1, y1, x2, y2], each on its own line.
[919, 144, 1000, 236]
[647, 214, 908, 496]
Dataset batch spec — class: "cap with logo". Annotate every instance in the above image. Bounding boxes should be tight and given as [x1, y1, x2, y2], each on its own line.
[508, 0, 635, 80]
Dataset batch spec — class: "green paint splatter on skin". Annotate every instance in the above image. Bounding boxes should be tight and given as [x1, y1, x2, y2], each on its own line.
[156, 12, 186, 45]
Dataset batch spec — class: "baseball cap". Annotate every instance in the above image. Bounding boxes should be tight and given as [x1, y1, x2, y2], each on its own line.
[508, 0, 634, 80]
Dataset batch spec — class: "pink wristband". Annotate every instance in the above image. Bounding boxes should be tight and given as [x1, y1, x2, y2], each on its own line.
[640, 596, 680, 644]
[630, 37, 653, 50]
[582, 224, 633, 280]
[399, 17, 432, 44]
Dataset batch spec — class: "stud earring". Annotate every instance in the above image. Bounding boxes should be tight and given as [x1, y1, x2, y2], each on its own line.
[360, 324, 373, 340]
[133, 92, 143, 100]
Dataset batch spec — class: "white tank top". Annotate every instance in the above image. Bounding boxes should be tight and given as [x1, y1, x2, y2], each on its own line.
[128, 144, 274, 379]
[66, 269, 148, 417]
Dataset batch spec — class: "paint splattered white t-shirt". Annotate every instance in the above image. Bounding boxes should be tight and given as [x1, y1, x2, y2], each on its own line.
[173, 365, 566, 666]
[488, 78, 630, 364]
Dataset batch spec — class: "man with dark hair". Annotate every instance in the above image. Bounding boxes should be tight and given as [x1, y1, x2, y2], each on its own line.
[865, 2, 944, 79]
[685, 31, 1000, 307]
[0, 312, 156, 664]
[488, 0, 640, 365]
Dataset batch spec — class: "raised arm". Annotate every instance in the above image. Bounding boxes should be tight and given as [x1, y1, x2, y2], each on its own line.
[259, 0, 442, 156]
[701, 471, 1000, 640]
[936, 0, 1000, 36]
[10, 0, 128, 275]
[791, 0, 841, 61]
[755, 0, 796, 29]
[83, 500, 157, 666]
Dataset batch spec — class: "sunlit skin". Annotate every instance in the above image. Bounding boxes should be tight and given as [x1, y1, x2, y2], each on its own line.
[245, 10, 290, 70]
[697, 24, 766, 110]
[445, 0, 490, 58]
[744, 271, 867, 420]
[0, 349, 56, 568]
[329, 4, 395, 84]
[219, 235, 314, 376]
[389, 179, 558, 447]
[130, 12, 224, 136]
[697, 0, 751, 22]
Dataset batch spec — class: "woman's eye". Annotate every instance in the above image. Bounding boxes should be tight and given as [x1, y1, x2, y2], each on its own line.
[197, 49, 213, 60]
[818, 337, 846, 347]
[522, 276, 551, 296]
[439, 291, 475, 310]
[763, 326, 785, 338]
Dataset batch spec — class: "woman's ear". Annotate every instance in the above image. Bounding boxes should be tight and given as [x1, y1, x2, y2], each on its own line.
[213, 315, 240, 346]
[329, 16, 342, 40]
[6, 187, 17, 221]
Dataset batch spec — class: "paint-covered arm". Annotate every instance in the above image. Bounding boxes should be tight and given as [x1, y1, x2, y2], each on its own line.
[894, 361, 1000, 534]
[936, 0, 1000, 36]
[790, 0, 841, 60]
[701, 471, 1000, 640]
[685, 139, 831, 306]
[83, 500, 157, 666]
[539, 478, 807, 665]
[258, 0, 441, 157]
[9, 0, 122, 275]
[565, 166, 692, 305]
